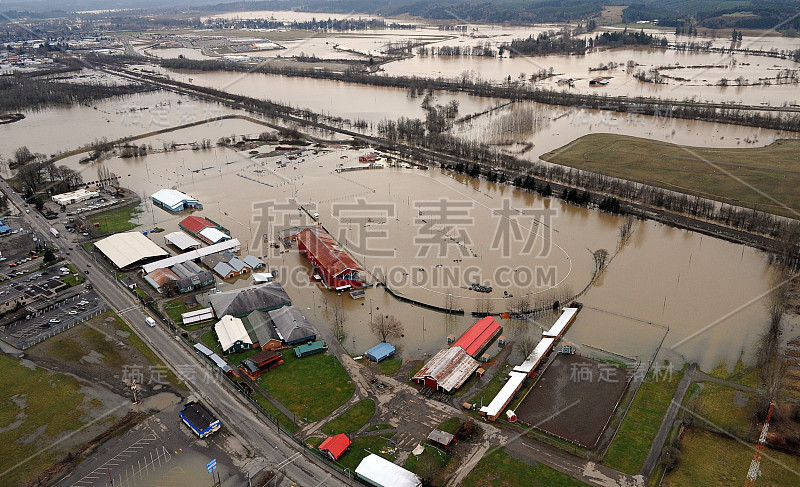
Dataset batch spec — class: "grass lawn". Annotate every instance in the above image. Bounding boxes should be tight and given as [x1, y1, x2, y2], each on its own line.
[305, 436, 324, 448]
[322, 399, 375, 435]
[603, 364, 685, 475]
[692, 382, 754, 438]
[469, 362, 512, 406]
[541, 134, 800, 218]
[164, 297, 191, 324]
[707, 359, 759, 388]
[337, 433, 396, 472]
[403, 444, 451, 485]
[438, 417, 462, 435]
[200, 330, 221, 353]
[378, 357, 402, 375]
[462, 448, 588, 487]
[90, 204, 142, 235]
[61, 264, 85, 286]
[367, 423, 393, 431]
[251, 391, 299, 433]
[664, 428, 800, 486]
[104, 312, 184, 389]
[257, 350, 354, 422]
[0, 354, 88, 486]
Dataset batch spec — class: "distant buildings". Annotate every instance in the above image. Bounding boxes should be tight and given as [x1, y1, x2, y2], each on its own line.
[151, 189, 203, 212]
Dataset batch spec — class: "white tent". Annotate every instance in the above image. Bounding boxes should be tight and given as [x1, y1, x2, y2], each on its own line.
[355, 454, 421, 487]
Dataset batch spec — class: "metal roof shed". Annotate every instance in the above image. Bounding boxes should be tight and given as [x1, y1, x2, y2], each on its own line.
[355, 454, 421, 487]
[94, 232, 169, 269]
[427, 429, 455, 448]
[164, 231, 202, 251]
[365, 342, 396, 363]
[294, 340, 325, 358]
[318, 433, 351, 461]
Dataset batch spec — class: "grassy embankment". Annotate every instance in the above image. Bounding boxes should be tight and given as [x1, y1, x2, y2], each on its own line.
[603, 364, 685, 474]
[462, 448, 588, 487]
[541, 134, 800, 218]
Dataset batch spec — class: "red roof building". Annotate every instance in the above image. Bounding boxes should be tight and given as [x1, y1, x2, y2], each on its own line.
[238, 349, 284, 379]
[296, 227, 364, 290]
[318, 433, 351, 461]
[452, 317, 503, 358]
[179, 216, 217, 234]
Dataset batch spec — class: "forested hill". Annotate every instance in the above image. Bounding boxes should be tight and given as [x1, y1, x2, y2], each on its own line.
[622, 1, 800, 30]
[206, 0, 605, 23]
[203, 0, 800, 30]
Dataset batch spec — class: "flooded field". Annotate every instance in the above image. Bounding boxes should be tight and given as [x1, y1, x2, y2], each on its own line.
[39, 116, 780, 371]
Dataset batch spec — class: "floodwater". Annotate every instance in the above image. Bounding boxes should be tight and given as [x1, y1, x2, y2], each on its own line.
[42, 116, 779, 371]
[163, 69, 499, 123]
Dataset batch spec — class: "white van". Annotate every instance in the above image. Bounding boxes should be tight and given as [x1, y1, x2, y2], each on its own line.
[145, 317, 156, 328]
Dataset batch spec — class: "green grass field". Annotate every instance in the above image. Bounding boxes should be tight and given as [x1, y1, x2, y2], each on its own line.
[257, 350, 354, 422]
[462, 448, 588, 487]
[403, 444, 451, 485]
[664, 428, 800, 486]
[251, 391, 299, 433]
[438, 417, 462, 435]
[163, 297, 191, 324]
[90, 204, 142, 235]
[337, 434, 396, 472]
[0, 354, 89, 486]
[322, 399, 375, 435]
[603, 365, 685, 475]
[692, 382, 754, 438]
[378, 357, 402, 375]
[541, 134, 800, 218]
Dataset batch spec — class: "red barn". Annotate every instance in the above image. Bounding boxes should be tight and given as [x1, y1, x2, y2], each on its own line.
[318, 433, 351, 461]
[296, 227, 364, 290]
[452, 316, 503, 358]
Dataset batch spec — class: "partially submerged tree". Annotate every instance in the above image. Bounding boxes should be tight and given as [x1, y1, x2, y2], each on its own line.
[370, 314, 403, 343]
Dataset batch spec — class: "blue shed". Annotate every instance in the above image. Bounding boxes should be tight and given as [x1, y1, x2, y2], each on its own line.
[365, 342, 395, 363]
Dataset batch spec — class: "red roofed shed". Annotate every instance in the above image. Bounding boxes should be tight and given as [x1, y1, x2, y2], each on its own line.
[318, 433, 351, 461]
[452, 317, 503, 358]
[179, 216, 217, 234]
[296, 227, 364, 290]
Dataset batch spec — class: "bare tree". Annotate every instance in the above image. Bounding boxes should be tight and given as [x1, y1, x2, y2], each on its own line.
[370, 314, 403, 343]
[475, 297, 495, 316]
[509, 294, 531, 316]
[618, 215, 634, 242]
[515, 336, 537, 358]
[324, 294, 346, 341]
[766, 269, 790, 326]
[593, 248, 609, 273]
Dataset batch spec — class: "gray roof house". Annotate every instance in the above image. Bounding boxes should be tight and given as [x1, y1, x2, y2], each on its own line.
[243, 255, 265, 270]
[269, 306, 317, 345]
[209, 282, 292, 318]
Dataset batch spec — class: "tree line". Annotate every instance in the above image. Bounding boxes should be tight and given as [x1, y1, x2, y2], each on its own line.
[0, 71, 154, 113]
[147, 55, 800, 133]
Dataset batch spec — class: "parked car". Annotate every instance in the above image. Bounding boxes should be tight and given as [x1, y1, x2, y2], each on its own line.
[49, 318, 60, 324]
[68, 311, 77, 315]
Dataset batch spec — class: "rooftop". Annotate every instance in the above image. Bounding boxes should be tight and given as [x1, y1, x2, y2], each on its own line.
[95, 232, 169, 269]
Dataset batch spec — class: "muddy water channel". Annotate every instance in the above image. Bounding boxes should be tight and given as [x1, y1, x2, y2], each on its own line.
[30, 113, 779, 372]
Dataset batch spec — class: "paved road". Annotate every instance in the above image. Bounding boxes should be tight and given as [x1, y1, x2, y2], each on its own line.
[639, 363, 697, 479]
[0, 183, 354, 486]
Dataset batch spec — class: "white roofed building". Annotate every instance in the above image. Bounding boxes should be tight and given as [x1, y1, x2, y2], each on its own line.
[94, 232, 169, 269]
[214, 315, 253, 354]
[164, 231, 202, 251]
[151, 189, 203, 212]
[355, 454, 421, 487]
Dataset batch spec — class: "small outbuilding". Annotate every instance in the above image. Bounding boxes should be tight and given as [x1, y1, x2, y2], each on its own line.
[318, 433, 351, 461]
[427, 429, 455, 448]
[179, 402, 221, 438]
[365, 342, 395, 363]
[239, 349, 283, 379]
[294, 340, 326, 358]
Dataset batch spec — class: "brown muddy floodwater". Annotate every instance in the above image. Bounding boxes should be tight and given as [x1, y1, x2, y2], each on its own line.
[44, 116, 785, 372]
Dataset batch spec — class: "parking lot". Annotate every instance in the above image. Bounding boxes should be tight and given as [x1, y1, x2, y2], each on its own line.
[0, 287, 107, 349]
